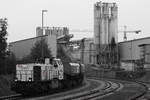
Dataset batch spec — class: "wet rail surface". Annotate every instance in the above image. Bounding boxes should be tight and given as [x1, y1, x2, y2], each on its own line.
[24, 78, 104, 100]
[86, 66, 149, 100]
[7, 78, 148, 100]
[100, 79, 148, 100]
[0, 94, 22, 100]
[24, 78, 123, 100]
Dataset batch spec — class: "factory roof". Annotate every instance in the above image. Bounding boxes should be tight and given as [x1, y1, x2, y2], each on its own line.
[9, 35, 48, 44]
[119, 36, 150, 44]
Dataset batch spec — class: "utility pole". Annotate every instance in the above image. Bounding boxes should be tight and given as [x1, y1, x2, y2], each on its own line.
[124, 25, 127, 41]
[130, 40, 135, 71]
[42, 10, 48, 33]
[41, 10, 47, 60]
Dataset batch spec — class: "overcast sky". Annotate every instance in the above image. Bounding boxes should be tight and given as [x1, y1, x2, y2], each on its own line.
[0, 0, 150, 42]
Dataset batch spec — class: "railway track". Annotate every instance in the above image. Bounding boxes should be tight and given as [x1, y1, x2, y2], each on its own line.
[25, 78, 105, 100]
[128, 80, 149, 100]
[9, 78, 148, 100]
[11, 65, 148, 100]
[25, 78, 123, 100]
[6, 78, 148, 100]
[105, 79, 149, 100]
[53, 78, 123, 100]
[89, 77, 149, 100]
[0, 94, 22, 100]
[87, 66, 149, 100]
[75, 78, 123, 100]
[70, 82, 121, 100]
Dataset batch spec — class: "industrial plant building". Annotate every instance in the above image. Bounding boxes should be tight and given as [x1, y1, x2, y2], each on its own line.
[79, 36, 150, 70]
[78, 1, 150, 70]
[9, 27, 69, 60]
[119, 38, 150, 70]
[8, 1, 150, 71]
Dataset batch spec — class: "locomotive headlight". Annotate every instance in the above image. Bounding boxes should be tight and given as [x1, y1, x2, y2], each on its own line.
[28, 77, 32, 81]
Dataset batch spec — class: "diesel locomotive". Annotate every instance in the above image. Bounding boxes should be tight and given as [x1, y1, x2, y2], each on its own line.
[11, 58, 85, 95]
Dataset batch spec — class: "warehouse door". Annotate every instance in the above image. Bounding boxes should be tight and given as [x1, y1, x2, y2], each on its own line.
[33, 66, 41, 81]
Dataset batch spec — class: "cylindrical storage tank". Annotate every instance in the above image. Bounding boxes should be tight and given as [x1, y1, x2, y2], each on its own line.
[94, 2, 118, 64]
[94, 2, 102, 52]
[36, 27, 43, 37]
[108, 4, 118, 44]
[102, 3, 109, 44]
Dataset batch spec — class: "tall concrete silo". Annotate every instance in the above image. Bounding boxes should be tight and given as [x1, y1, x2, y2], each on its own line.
[108, 3, 118, 44]
[94, 2, 118, 65]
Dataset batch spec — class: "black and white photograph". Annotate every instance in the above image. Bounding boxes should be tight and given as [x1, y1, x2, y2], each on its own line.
[0, 0, 150, 100]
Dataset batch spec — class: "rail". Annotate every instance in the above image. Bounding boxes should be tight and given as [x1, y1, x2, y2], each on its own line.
[88, 66, 148, 100]
[59, 78, 122, 100]
[128, 81, 148, 100]
[0, 94, 22, 100]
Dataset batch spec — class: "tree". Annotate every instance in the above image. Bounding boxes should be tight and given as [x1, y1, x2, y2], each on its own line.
[0, 18, 7, 58]
[29, 39, 52, 63]
[0, 18, 8, 74]
[6, 53, 16, 74]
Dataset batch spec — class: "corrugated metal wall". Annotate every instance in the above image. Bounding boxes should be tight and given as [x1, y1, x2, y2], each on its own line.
[119, 38, 150, 61]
